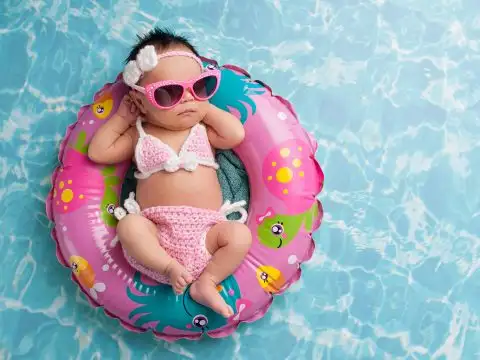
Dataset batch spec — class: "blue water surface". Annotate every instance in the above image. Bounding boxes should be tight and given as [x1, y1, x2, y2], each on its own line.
[1, 0, 480, 359]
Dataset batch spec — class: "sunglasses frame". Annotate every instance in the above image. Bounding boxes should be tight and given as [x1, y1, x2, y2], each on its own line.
[130, 69, 221, 110]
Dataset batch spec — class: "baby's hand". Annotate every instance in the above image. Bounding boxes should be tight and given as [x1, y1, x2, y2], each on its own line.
[117, 93, 140, 123]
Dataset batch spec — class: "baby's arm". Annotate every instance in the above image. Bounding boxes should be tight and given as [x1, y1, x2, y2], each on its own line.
[202, 103, 245, 149]
[88, 94, 139, 164]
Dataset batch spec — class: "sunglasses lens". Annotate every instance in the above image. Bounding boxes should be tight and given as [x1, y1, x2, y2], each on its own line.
[154, 85, 183, 107]
[193, 75, 218, 99]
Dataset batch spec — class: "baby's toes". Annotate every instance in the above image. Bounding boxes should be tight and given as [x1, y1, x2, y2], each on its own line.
[183, 272, 194, 284]
[174, 279, 188, 294]
[177, 277, 187, 288]
[173, 284, 183, 295]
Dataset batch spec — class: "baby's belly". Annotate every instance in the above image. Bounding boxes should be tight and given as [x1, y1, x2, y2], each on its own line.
[135, 167, 223, 210]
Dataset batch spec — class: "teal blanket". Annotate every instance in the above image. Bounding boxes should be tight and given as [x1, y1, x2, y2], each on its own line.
[120, 150, 250, 220]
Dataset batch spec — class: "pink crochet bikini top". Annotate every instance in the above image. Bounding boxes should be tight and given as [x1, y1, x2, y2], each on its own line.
[134, 118, 219, 179]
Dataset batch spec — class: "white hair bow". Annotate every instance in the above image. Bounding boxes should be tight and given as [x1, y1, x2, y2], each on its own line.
[122, 45, 158, 87]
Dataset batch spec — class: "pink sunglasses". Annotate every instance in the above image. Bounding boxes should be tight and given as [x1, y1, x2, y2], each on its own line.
[129, 52, 221, 110]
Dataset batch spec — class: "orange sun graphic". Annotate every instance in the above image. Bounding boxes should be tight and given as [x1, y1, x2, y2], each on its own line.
[266, 146, 305, 195]
[54, 172, 85, 212]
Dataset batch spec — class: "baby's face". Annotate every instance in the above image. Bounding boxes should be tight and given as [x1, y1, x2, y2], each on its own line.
[133, 46, 209, 131]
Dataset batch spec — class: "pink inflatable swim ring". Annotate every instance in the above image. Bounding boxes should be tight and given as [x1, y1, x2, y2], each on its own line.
[46, 58, 324, 341]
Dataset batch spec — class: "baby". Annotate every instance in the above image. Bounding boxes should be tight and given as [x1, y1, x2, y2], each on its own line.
[88, 28, 252, 317]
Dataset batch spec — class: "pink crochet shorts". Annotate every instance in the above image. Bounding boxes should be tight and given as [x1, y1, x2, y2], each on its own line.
[124, 205, 230, 284]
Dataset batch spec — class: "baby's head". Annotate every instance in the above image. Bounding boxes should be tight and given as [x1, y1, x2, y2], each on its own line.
[123, 28, 218, 130]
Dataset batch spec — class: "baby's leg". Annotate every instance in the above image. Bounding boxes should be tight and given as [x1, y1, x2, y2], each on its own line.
[190, 222, 252, 317]
[117, 214, 193, 294]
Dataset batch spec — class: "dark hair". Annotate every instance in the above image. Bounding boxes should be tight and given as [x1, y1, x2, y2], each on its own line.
[125, 27, 200, 64]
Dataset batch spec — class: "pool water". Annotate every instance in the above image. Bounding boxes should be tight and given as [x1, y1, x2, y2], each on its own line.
[1, 1, 479, 359]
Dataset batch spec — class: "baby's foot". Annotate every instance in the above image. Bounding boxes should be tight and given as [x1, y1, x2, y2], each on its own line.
[165, 260, 193, 295]
[190, 277, 234, 318]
